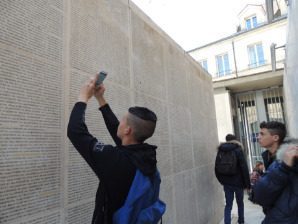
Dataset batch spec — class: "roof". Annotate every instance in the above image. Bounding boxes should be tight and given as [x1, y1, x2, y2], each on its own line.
[237, 4, 265, 17]
[187, 15, 287, 53]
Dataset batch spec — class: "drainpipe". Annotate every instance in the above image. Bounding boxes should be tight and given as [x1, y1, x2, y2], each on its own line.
[266, 0, 274, 23]
[271, 43, 276, 72]
[271, 44, 286, 72]
[232, 40, 238, 77]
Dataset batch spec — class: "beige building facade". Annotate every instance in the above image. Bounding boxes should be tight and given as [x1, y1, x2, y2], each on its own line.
[189, 0, 288, 169]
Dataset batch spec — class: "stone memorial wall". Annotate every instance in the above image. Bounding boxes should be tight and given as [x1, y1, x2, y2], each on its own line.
[0, 0, 223, 223]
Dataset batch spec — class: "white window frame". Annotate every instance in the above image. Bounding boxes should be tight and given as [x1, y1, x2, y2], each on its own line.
[245, 15, 258, 30]
[215, 53, 231, 77]
[247, 42, 265, 68]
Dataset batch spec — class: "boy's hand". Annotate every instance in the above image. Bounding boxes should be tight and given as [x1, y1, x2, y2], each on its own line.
[94, 82, 107, 107]
[283, 145, 298, 167]
[94, 84, 105, 98]
[78, 76, 96, 103]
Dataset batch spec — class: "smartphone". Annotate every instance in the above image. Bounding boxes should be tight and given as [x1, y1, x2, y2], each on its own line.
[96, 71, 108, 86]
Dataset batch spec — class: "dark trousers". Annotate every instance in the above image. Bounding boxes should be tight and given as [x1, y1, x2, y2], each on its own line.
[223, 185, 244, 224]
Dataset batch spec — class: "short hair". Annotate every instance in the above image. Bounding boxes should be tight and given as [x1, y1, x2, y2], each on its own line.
[225, 134, 236, 142]
[255, 161, 263, 167]
[260, 121, 286, 144]
[127, 107, 157, 143]
[255, 160, 263, 165]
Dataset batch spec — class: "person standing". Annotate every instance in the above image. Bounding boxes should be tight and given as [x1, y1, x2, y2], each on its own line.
[249, 121, 286, 214]
[215, 134, 251, 224]
[67, 76, 162, 224]
[253, 138, 298, 223]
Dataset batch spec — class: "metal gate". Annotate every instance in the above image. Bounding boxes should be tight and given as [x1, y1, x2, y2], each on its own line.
[234, 87, 285, 171]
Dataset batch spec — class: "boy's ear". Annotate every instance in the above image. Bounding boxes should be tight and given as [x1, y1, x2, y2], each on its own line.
[124, 126, 132, 135]
[273, 134, 280, 142]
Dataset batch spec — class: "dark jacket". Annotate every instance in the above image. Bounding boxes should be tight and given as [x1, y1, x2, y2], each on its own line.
[253, 141, 298, 224]
[261, 150, 276, 170]
[67, 102, 157, 224]
[215, 140, 251, 189]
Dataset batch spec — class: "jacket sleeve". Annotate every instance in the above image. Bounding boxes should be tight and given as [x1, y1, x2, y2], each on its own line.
[253, 161, 291, 207]
[99, 104, 122, 146]
[237, 149, 251, 188]
[67, 102, 113, 177]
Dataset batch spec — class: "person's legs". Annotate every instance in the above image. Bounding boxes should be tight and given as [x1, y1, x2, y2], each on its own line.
[235, 187, 244, 224]
[224, 185, 235, 224]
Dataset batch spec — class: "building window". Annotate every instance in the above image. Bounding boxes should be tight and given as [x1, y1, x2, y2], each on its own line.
[248, 43, 265, 68]
[216, 54, 231, 77]
[246, 16, 257, 30]
[199, 60, 208, 71]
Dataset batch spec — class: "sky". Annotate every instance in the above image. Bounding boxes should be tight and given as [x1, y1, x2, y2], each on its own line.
[131, 0, 264, 51]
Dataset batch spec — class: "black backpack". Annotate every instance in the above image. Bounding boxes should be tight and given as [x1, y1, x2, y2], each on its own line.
[215, 149, 238, 175]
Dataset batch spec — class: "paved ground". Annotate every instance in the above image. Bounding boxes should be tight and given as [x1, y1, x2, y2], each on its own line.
[219, 193, 265, 224]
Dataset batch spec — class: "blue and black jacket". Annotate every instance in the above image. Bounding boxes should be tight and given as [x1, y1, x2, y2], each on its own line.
[67, 102, 157, 224]
[253, 141, 298, 224]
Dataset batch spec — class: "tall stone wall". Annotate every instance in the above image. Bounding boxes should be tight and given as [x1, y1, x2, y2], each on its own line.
[0, 0, 223, 223]
[284, 0, 298, 137]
